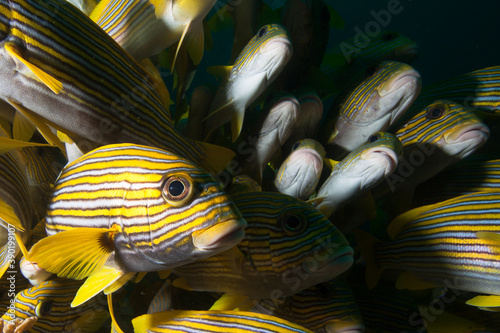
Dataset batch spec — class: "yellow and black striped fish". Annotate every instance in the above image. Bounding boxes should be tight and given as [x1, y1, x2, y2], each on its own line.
[132, 310, 314, 333]
[0, 0, 232, 173]
[325, 60, 421, 155]
[28, 143, 246, 307]
[173, 190, 353, 302]
[90, 0, 216, 65]
[357, 190, 500, 308]
[204, 24, 293, 142]
[1, 278, 108, 332]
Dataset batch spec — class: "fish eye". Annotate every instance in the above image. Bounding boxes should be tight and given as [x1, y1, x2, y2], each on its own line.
[291, 141, 301, 151]
[426, 105, 446, 120]
[364, 65, 380, 77]
[280, 212, 307, 235]
[382, 32, 397, 41]
[35, 299, 53, 317]
[257, 26, 268, 38]
[162, 175, 194, 207]
[367, 133, 381, 143]
[315, 283, 336, 299]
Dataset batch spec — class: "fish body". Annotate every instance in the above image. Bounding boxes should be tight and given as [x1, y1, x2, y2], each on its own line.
[243, 95, 299, 184]
[28, 144, 246, 306]
[0, 0, 228, 172]
[173, 190, 353, 300]
[251, 278, 364, 333]
[358, 191, 500, 298]
[327, 61, 421, 154]
[1, 278, 108, 333]
[315, 132, 402, 218]
[204, 24, 293, 142]
[274, 139, 325, 200]
[91, 0, 216, 63]
[132, 310, 314, 333]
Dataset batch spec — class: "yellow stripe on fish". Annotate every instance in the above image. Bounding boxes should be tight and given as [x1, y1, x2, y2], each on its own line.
[132, 310, 314, 333]
[0, 0, 233, 173]
[28, 143, 246, 306]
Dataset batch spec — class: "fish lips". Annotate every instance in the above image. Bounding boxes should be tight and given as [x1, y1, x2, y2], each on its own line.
[309, 245, 354, 277]
[442, 122, 490, 158]
[192, 218, 247, 251]
[360, 145, 400, 176]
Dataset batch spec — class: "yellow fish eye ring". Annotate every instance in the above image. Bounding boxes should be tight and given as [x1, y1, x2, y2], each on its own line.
[162, 174, 195, 207]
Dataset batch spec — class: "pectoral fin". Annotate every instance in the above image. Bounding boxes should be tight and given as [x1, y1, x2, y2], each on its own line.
[13, 111, 35, 142]
[5, 43, 63, 94]
[103, 272, 135, 294]
[231, 110, 244, 142]
[466, 295, 500, 308]
[28, 227, 116, 280]
[171, 21, 191, 71]
[209, 293, 249, 311]
[185, 24, 204, 65]
[71, 265, 124, 307]
[194, 140, 235, 174]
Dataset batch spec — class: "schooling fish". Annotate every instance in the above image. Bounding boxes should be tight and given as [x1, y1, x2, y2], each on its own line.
[243, 95, 299, 184]
[325, 61, 421, 156]
[274, 139, 325, 201]
[132, 310, 313, 333]
[251, 277, 364, 333]
[0, 278, 109, 333]
[28, 144, 247, 307]
[314, 132, 402, 218]
[173, 190, 353, 302]
[356, 191, 500, 308]
[204, 24, 293, 142]
[0, 0, 232, 173]
[90, 0, 216, 65]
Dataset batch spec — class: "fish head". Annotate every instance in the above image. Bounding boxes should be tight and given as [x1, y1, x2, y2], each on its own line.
[373, 31, 419, 64]
[274, 139, 325, 199]
[332, 61, 420, 151]
[1, 278, 108, 332]
[233, 191, 353, 297]
[397, 100, 489, 159]
[238, 24, 293, 83]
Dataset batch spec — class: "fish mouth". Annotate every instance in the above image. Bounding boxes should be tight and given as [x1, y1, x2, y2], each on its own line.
[325, 320, 365, 333]
[444, 123, 490, 144]
[192, 218, 247, 251]
[361, 146, 399, 175]
[394, 43, 419, 62]
[315, 245, 354, 274]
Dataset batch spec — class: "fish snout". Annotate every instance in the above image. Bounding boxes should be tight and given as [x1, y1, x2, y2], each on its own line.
[378, 67, 421, 97]
[192, 217, 247, 251]
[361, 146, 399, 175]
[444, 122, 490, 144]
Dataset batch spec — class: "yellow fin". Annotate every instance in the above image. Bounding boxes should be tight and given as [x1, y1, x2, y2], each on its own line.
[150, 0, 167, 17]
[476, 232, 500, 254]
[88, 0, 112, 22]
[353, 229, 383, 289]
[172, 20, 192, 71]
[395, 271, 438, 290]
[8, 100, 67, 155]
[28, 227, 115, 280]
[0, 199, 24, 232]
[71, 265, 124, 307]
[5, 43, 63, 94]
[157, 270, 171, 279]
[233, 298, 257, 311]
[103, 272, 135, 294]
[323, 158, 339, 171]
[172, 277, 193, 291]
[194, 141, 235, 174]
[108, 293, 125, 333]
[387, 204, 429, 240]
[231, 110, 244, 142]
[206, 65, 233, 80]
[134, 271, 148, 283]
[185, 24, 204, 65]
[57, 130, 74, 144]
[209, 293, 249, 311]
[0, 137, 51, 155]
[13, 111, 35, 142]
[14, 232, 29, 261]
[466, 295, 500, 308]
